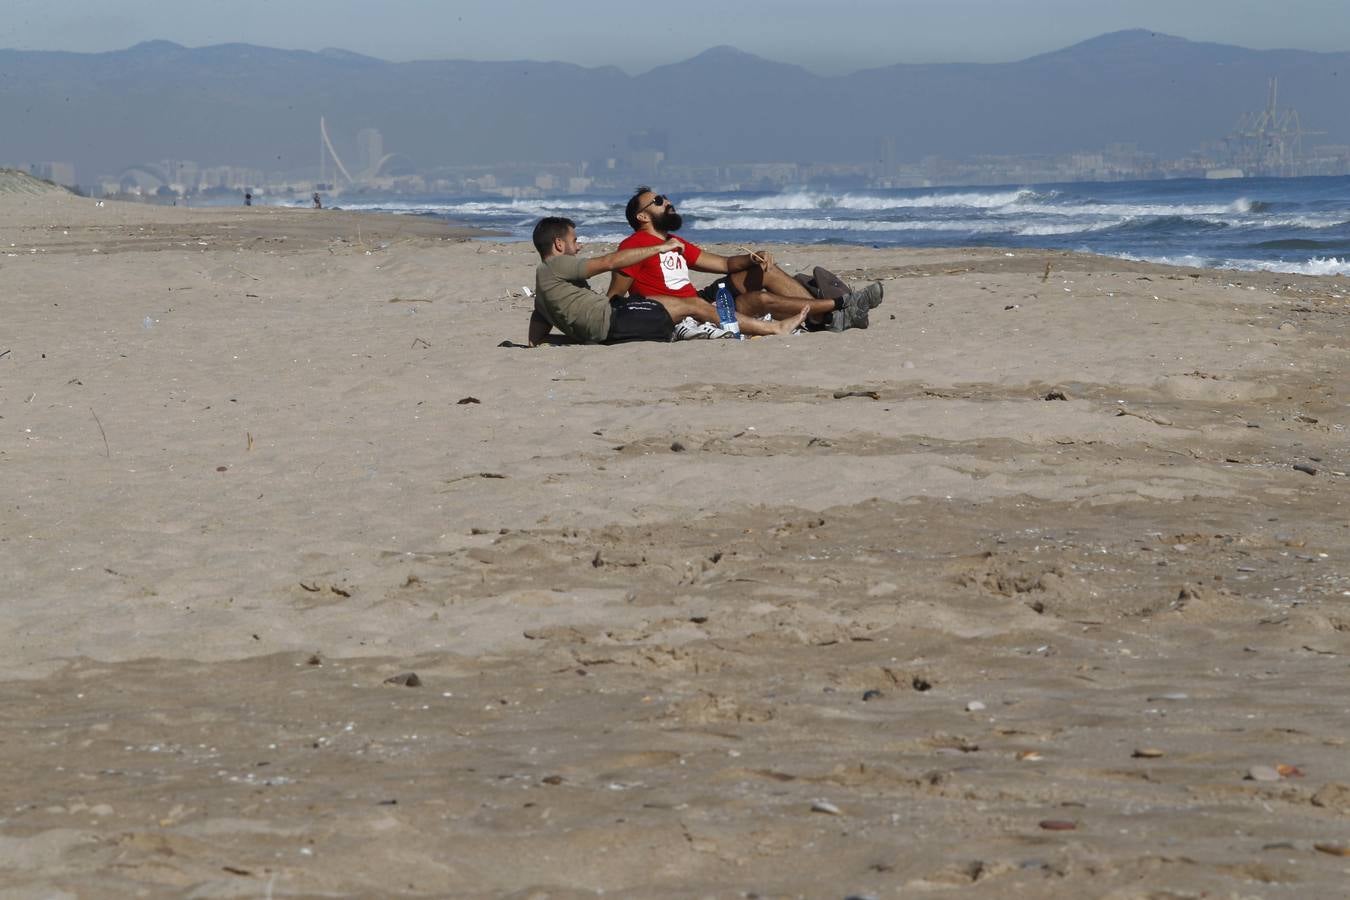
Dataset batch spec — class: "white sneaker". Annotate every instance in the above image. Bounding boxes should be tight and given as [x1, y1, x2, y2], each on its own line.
[674, 317, 737, 340]
[673, 317, 707, 340]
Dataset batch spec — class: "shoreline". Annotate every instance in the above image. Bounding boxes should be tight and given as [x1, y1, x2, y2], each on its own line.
[2, 189, 1348, 896]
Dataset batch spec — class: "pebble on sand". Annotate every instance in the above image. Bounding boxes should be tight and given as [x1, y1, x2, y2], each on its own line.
[1039, 819, 1077, 831]
[1311, 782, 1350, 813]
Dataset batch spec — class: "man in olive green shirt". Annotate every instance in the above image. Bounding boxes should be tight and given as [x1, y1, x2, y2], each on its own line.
[529, 217, 694, 346]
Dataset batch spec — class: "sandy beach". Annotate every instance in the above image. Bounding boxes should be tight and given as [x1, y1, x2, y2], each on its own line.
[2, 175, 1349, 898]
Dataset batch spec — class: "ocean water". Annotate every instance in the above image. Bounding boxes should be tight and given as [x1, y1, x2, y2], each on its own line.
[335, 175, 1350, 277]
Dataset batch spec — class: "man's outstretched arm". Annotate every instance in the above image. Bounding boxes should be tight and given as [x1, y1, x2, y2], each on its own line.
[690, 248, 770, 276]
[582, 237, 682, 278]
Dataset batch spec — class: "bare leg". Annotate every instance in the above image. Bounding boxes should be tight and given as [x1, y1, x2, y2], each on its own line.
[650, 295, 720, 325]
[737, 305, 808, 337]
[728, 265, 815, 300]
[651, 293, 811, 336]
[735, 289, 834, 321]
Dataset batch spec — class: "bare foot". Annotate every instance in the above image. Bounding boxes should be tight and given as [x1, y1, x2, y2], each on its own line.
[736, 305, 808, 337]
[771, 305, 809, 335]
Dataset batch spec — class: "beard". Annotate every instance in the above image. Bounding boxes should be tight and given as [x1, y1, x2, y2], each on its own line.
[653, 209, 683, 232]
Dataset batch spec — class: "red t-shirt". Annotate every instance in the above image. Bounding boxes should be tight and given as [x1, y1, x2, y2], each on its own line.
[618, 232, 703, 298]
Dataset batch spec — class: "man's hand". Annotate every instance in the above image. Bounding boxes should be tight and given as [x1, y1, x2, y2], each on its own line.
[751, 249, 772, 271]
[659, 237, 684, 254]
[527, 310, 553, 347]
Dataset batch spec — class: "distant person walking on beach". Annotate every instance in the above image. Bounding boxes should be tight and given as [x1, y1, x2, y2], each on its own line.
[313, 192, 322, 209]
[244, 192, 252, 206]
[528, 217, 804, 347]
[612, 186, 882, 331]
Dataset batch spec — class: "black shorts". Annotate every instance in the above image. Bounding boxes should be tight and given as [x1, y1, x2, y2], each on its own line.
[604, 298, 674, 344]
[697, 280, 737, 304]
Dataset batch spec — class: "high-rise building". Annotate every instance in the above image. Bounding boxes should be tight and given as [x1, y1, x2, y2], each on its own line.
[30, 162, 76, 187]
[356, 128, 384, 177]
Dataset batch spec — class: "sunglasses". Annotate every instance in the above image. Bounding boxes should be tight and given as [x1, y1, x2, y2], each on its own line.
[639, 194, 668, 213]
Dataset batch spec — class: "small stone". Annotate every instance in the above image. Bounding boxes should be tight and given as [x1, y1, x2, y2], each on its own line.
[1314, 843, 1350, 857]
[670, 441, 687, 452]
[861, 690, 883, 702]
[1311, 782, 1350, 813]
[1248, 765, 1282, 782]
[541, 775, 564, 785]
[1132, 748, 1165, 759]
[1016, 751, 1044, 761]
[384, 672, 422, 687]
[1038, 819, 1077, 831]
[1044, 389, 1069, 401]
[1279, 321, 1297, 332]
[810, 799, 842, 816]
[966, 701, 986, 712]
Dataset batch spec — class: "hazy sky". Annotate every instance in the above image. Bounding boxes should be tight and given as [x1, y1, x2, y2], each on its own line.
[3, 0, 1348, 73]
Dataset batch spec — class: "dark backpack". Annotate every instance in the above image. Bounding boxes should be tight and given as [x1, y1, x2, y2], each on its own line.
[794, 265, 851, 300]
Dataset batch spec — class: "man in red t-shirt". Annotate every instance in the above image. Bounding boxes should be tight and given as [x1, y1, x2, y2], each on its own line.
[609, 186, 883, 331]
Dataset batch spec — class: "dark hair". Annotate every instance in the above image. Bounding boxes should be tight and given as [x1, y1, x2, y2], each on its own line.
[624, 185, 654, 231]
[532, 216, 575, 257]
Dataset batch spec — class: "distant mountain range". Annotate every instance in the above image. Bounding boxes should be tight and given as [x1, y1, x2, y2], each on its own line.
[1, 30, 1347, 178]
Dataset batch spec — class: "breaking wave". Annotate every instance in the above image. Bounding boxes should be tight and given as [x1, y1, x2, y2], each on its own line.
[1119, 253, 1350, 277]
[682, 189, 1042, 213]
[357, 175, 1350, 276]
[339, 198, 614, 216]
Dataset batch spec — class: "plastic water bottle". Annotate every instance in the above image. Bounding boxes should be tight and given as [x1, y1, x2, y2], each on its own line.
[713, 282, 742, 337]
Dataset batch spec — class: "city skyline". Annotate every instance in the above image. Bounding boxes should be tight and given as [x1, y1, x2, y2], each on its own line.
[6, 30, 1348, 196]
